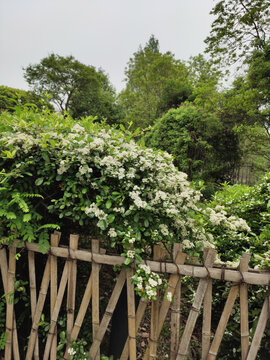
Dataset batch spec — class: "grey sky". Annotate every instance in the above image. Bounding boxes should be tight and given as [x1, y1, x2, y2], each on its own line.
[0, 0, 215, 93]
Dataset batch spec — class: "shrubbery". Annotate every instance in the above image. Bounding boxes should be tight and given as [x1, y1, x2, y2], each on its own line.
[0, 107, 252, 297]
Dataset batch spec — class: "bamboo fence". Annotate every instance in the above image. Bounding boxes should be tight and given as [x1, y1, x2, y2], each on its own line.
[0, 234, 270, 359]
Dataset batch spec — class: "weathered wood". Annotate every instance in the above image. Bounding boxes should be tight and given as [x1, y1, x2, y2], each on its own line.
[66, 234, 79, 341]
[92, 239, 100, 360]
[246, 294, 269, 360]
[0, 247, 20, 360]
[176, 249, 217, 360]
[126, 266, 136, 360]
[25, 234, 60, 360]
[170, 244, 183, 360]
[89, 269, 126, 360]
[50, 234, 59, 360]
[207, 285, 239, 359]
[64, 248, 106, 359]
[120, 297, 148, 360]
[10, 241, 270, 285]
[202, 248, 213, 360]
[149, 246, 165, 360]
[5, 246, 16, 360]
[43, 261, 69, 360]
[144, 248, 187, 360]
[28, 250, 39, 360]
[239, 253, 251, 360]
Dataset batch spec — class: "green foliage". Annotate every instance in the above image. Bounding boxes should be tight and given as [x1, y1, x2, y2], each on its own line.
[144, 103, 240, 184]
[119, 36, 191, 128]
[0, 85, 53, 112]
[24, 53, 121, 124]
[205, 0, 270, 65]
[207, 173, 270, 268]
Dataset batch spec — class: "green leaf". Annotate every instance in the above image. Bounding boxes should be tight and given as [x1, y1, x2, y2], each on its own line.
[124, 257, 131, 265]
[98, 219, 107, 230]
[106, 200, 112, 209]
[108, 214, 115, 224]
[35, 178, 44, 186]
[144, 219, 149, 227]
[23, 213, 32, 222]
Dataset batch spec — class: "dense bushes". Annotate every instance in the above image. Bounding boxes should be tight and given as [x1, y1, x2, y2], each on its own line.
[144, 103, 241, 184]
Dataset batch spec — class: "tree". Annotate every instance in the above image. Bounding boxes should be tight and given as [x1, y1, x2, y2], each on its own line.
[119, 36, 192, 129]
[144, 103, 240, 184]
[0, 85, 53, 112]
[205, 0, 270, 65]
[24, 54, 120, 123]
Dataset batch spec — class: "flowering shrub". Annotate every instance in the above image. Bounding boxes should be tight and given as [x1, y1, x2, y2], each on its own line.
[0, 108, 251, 296]
[207, 174, 270, 268]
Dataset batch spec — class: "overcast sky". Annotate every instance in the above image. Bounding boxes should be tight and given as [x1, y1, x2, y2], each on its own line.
[0, 0, 215, 93]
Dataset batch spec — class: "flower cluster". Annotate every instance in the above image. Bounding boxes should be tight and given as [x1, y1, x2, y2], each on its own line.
[131, 264, 164, 300]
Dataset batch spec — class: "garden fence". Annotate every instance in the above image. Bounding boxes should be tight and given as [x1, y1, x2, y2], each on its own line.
[1, 232, 270, 360]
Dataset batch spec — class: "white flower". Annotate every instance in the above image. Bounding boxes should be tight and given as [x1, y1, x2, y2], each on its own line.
[166, 291, 173, 302]
[108, 228, 117, 238]
[148, 278, 157, 287]
[68, 347, 76, 355]
[127, 250, 135, 258]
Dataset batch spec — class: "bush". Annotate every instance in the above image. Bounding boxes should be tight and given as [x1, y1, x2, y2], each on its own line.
[0, 107, 251, 297]
[144, 103, 240, 185]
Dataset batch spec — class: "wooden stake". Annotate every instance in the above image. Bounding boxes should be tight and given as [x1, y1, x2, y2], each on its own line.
[0, 247, 20, 360]
[202, 248, 213, 360]
[176, 249, 217, 360]
[246, 294, 269, 360]
[126, 263, 137, 360]
[28, 250, 39, 360]
[5, 246, 16, 360]
[43, 261, 69, 360]
[89, 268, 126, 359]
[50, 234, 59, 360]
[120, 297, 148, 360]
[143, 249, 186, 360]
[207, 285, 239, 359]
[239, 253, 250, 360]
[91, 239, 100, 360]
[64, 249, 106, 359]
[25, 234, 60, 360]
[170, 244, 183, 360]
[66, 234, 79, 341]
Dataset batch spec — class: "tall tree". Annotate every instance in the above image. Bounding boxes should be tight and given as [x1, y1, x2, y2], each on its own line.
[119, 36, 192, 128]
[205, 0, 270, 65]
[24, 54, 120, 123]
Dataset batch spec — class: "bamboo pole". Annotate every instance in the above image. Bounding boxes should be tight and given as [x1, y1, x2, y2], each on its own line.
[202, 248, 213, 360]
[0, 247, 20, 360]
[207, 285, 239, 359]
[42, 261, 69, 360]
[64, 248, 106, 360]
[5, 245, 16, 360]
[92, 239, 100, 360]
[148, 245, 164, 360]
[176, 249, 217, 360]
[126, 266, 136, 360]
[25, 234, 60, 360]
[120, 297, 148, 360]
[170, 244, 183, 360]
[28, 250, 39, 360]
[246, 294, 269, 360]
[89, 268, 126, 360]
[143, 249, 187, 360]
[66, 234, 79, 341]
[13, 242, 270, 286]
[50, 234, 59, 360]
[240, 253, 251, 360]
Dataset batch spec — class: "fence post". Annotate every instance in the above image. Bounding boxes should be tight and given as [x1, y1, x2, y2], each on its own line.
[92, 239, 100, 360]
[50, 234, 59, 359]
[5, 246, 16, 360]
[240, 253, 251, 360]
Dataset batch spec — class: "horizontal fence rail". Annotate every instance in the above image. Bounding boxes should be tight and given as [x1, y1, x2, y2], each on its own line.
[0, 233, 270, 359]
